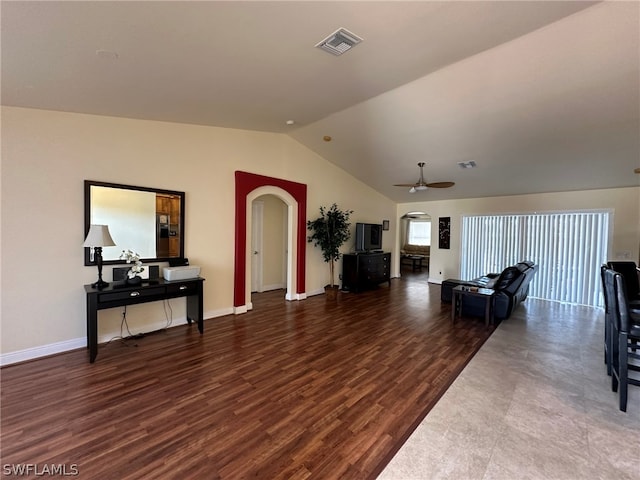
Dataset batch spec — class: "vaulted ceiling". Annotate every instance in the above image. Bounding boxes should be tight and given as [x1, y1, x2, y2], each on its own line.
[3, 1, 638, 202]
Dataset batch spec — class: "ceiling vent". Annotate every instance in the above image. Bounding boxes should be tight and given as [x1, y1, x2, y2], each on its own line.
[458, 161, 477, 169]
[315, 28, 363, 56]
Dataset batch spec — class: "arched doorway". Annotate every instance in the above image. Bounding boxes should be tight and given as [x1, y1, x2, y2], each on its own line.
[234, 171, 307, 313]
[399, 211, 431, 275]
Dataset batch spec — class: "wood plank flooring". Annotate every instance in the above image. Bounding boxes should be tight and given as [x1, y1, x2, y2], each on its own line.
[1, 271, 495, 479]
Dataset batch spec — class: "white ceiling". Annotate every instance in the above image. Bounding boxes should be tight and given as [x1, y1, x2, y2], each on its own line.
[2, 1, 639, 202]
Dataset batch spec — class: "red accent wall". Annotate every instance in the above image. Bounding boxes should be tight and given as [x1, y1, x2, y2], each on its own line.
[234, 171, 307, 307]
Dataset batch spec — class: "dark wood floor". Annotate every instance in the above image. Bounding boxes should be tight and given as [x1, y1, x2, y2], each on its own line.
[1, 269, 495, 479]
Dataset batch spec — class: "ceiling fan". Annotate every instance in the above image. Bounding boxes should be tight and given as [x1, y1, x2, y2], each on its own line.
[394, 162, 455, 193]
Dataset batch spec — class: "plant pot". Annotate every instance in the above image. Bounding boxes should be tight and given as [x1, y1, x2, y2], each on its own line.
[126, 276, 142, 286]
[324, 285, 339, 300]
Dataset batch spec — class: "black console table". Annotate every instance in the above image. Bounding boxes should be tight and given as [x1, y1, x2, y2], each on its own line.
[85, 277, 205, 363]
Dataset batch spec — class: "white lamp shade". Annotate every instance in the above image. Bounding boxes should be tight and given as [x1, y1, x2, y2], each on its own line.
[83, 224, 116, 247]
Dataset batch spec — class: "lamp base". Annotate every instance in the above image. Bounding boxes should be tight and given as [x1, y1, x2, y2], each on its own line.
[91, 279, 109, 290]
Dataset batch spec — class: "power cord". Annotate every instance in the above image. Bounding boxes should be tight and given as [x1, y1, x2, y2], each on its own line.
[105, 306, 142, 347]
[163, 299, 174, 329]
[105, 299, 176, 347]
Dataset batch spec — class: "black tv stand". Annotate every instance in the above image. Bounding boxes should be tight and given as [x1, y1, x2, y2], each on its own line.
[342, 252, 390, 292]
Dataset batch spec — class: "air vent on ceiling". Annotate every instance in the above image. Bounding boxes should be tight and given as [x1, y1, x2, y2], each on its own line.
[315, 28, 363, 56]
[458, 161, 477, 169]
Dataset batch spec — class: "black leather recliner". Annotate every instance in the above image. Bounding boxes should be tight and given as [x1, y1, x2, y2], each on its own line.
[441, 261, 538, 320]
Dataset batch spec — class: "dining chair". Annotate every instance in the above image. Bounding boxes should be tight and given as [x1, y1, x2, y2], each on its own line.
[601, 265, 612, 376]
[607, 261, 640, 310]
[604, 267, 640, 412]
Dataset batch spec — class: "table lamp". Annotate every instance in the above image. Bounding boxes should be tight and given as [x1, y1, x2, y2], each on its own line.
[83, 224, 116, 289]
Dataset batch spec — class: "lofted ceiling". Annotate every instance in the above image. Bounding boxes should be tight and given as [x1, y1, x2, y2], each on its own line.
[2, 1, 639, 202]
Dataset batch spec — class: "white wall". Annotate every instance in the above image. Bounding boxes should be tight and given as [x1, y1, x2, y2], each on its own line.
[0, 106, 396, 362]
[396, 187, 640, 283]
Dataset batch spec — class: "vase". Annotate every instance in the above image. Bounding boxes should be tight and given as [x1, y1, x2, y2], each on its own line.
[126, 275, 142, 286]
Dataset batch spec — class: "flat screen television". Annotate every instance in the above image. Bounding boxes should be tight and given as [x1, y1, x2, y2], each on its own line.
[355, 223, 383, 252]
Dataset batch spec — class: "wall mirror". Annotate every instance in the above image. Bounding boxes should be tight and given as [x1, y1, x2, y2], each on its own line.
[84, 180, 185, 265]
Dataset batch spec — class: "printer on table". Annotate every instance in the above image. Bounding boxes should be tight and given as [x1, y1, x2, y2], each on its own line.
[163, 258, 201, 281]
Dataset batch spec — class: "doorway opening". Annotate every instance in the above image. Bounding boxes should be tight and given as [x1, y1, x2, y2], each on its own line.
[399, 211, 431, 277]
[251, 195, 288, 296]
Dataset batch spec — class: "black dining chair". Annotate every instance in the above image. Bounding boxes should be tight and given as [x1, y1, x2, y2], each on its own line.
[607, 261, 640, 310]
[601, 265, 613, 376]
[603, 267, 640, 412]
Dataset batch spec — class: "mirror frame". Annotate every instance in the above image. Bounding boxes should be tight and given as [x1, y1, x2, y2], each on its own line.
[84, 180, 186, 266]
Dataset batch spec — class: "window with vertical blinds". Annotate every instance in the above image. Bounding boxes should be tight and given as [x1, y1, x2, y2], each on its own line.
[460, 211, 611, 307]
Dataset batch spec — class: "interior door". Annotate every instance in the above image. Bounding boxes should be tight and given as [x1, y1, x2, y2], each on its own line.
[251, 201, 264, 293]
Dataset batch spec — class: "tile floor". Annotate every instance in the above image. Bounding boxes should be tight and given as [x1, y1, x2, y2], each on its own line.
[378, 298, 640, 480]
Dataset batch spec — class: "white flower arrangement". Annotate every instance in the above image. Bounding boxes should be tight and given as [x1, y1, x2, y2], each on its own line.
[119, 249, 145, 279]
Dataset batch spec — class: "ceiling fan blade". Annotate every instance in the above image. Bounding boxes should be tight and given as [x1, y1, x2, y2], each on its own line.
[394, 164, 454, 190]
[425, 181, 455, 188]
[635, 167, 640, 174]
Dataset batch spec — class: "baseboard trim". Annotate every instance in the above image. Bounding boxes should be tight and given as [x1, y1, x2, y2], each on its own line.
[262, 283, 286, 292]
[234, 305, 249, 315]
[285, 291, 308, 301]
[0, 307, 233, 367]
[0, 338, 87, 366]
[306, 288, 325, 297]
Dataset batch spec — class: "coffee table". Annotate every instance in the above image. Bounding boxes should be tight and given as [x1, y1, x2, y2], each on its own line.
[401, 254, 424, 271]
[452, 285, 496, 327]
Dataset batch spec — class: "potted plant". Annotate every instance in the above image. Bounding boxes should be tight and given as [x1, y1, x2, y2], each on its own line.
[307, 203, 353, 299]
[120, 249, 145, 285]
